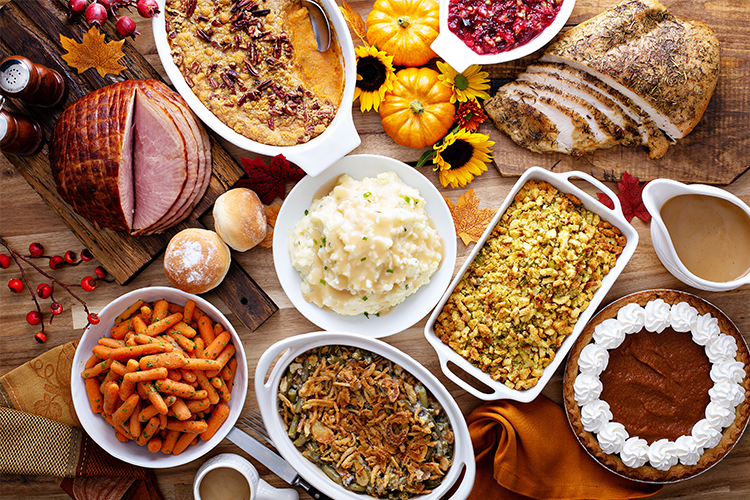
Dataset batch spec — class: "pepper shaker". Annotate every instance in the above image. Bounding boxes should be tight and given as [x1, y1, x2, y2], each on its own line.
[0, 55, 67, 108]
[0, 96, 44, 156]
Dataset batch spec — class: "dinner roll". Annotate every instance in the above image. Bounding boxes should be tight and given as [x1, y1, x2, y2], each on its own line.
[213, 188, 267, 252]
[164, 228, 231, 294]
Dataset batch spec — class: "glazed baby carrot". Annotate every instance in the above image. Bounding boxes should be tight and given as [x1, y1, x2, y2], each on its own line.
[172, 431, 198, 456]
[110, 318, 135, 340]
[166, 419, 208, 433]
[170, 397, 192, 421]
[183, 300, 196, 323]
[129, 400, 142, 438]
[85, 377, 103, 414]
[80, 358, 112, 378]
[116, 300, 144, 324]
[167, 329, 196, 352]
[183, 358, 222, 372]
[132, 315, 148, 336]
[161, 429, 180, 454]
[139, 352, 186, 370]
[139, 304, 153, 323]
[108, 343, 171, 361]
[145, 313, 183, 336]
[200, 402, 229, 442]
[112, 393, 140, 427]
[97, 338, 125, 349]
[197, 314, 215, 345]
[154, 378, 196, 398]
[206, 344, 236, 377]
[195, 371, 220, 405]
[136, 416, 160, 447]
[124, 367, 169, 385]
[203, 331, 231, 360]
[102, 381, 120, 415]
[211, 376, 231, 402]
[186, 398, 211, 413]
[147, 436, 163, 453]
[140, 381, 168, 415]
[151, 300, 169, 323]
[180, 369, 197, 384]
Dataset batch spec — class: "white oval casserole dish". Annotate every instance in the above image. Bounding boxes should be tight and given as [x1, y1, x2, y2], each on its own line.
[255, 331, 476, 500]
[424, 167, 639, 402]
[152, 0, 360, 177]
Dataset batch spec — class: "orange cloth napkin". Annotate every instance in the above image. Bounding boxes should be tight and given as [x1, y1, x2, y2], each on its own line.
[467, 396, 662, 500]
[0, 341, 162, 500]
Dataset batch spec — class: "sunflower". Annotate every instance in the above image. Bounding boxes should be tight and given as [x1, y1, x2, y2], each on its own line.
[436, 61, 491, 103]
[455, 98, 488, 132]
[433, 129, 494, 188]
[354, 45, 397, 112]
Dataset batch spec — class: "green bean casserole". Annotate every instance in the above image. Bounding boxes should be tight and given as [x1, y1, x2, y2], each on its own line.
[277, 346, 454, 498]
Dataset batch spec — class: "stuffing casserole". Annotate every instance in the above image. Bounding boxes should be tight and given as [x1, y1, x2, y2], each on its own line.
[277, 346, 454, 498]
[433, 180, 627, 390]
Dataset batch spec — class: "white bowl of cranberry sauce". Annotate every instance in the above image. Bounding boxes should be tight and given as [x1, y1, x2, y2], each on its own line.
[431, 0, 576, 72]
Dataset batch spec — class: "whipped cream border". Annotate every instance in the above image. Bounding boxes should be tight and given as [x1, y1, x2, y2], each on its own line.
[574, 299, 747, 471]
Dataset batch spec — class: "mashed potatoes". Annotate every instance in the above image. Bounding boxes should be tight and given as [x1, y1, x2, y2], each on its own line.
[289, 172, 443, 316]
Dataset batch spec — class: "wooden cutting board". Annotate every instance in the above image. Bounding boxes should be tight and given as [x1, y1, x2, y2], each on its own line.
[0, 0, 277, 331]
[474, 0, 750, 185]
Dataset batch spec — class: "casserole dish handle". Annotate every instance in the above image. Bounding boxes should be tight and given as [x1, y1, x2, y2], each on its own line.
[434, 354, 526, 401]
[558, 170, 624, 216]
[256, 335, 302, 409]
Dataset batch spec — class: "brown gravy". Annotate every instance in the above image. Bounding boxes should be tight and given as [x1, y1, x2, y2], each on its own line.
[660, 194, 750, 282]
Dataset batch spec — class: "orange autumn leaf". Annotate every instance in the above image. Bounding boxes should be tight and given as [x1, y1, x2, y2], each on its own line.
[61, 26, 126, 77]
[339, 0, 368, 45]
[258, 202, 281, 249]
[444, 189, 497, 246]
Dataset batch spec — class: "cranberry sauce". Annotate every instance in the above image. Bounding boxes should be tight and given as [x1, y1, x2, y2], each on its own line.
[448, 0, 562, 55]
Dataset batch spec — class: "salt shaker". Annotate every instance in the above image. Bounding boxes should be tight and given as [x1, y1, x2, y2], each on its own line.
[0, 55, 67, 108]
[0, 96, 44, 156]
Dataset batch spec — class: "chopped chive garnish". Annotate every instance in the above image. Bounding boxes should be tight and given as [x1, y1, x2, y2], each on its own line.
[362, 296, 368, 301]
[386, 269, 393, 273]
[320, 279, 326, 285]
[364, 312, 369, 318]
[363, 192, 372, 198]
[362, 236, 368, 240]
[361, 257, 366, 261]
[304, 210, 309, 215]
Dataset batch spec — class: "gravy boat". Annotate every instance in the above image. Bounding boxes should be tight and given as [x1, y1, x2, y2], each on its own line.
[642, 179, 750, 292]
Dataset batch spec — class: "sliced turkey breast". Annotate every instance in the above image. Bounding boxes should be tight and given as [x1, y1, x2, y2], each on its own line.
[525, 63, 671, 158]
[542, 0, 720, 140]
[500, 81, 619, 149]
[485, 88, 604, 155]
[516, 70, 641, 146]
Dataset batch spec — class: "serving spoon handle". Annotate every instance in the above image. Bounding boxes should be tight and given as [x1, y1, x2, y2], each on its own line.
[302, 0, 331, 52]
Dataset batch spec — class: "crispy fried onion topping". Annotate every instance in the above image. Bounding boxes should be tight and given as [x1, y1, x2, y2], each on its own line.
[277, 346, 455, 498]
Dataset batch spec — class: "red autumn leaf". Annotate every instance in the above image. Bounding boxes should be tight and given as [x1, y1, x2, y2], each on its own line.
[597, 172, 650, 223]
[236, 154, 305, 205]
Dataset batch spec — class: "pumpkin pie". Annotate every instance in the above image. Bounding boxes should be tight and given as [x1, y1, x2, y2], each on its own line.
[563, 290, 749, 482]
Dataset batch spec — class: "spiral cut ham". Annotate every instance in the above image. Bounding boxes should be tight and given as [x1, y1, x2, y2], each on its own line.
[485, 0, 720, 159]
[49, 79, 211, 236]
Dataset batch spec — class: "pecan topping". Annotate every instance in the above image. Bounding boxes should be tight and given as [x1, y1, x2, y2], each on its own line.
[195, 28, 211, 42]
[186, 0, 197, 17]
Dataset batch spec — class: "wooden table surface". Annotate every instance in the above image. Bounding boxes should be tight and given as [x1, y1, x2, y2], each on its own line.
[1, 1, 749, 499]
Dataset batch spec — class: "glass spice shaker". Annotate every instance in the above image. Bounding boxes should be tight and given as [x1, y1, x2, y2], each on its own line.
[0, 96, 44, 156]
[0, 55, 67, 108]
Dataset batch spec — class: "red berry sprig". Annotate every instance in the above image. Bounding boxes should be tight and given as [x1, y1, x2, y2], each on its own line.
[67, 0, 159, 38]
[1, 236, 104, 343]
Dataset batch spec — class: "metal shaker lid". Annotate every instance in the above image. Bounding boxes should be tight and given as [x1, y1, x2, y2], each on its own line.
[0, 58, 31, 93]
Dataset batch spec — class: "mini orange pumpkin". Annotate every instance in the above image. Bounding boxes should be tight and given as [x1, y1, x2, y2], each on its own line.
[379, 67, 455, 149]
[366, 0, 440, 67]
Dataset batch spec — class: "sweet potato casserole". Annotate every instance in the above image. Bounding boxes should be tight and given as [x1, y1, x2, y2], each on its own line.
[277, 346, 454, 498]
[165, 0, 344, 146]
[433, 180, 627, 390]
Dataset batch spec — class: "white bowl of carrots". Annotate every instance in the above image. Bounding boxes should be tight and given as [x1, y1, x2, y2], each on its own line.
[70, 287, 247, 468]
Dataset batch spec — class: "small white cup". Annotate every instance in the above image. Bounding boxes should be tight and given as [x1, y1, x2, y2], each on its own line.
[194, 453, 299, 500]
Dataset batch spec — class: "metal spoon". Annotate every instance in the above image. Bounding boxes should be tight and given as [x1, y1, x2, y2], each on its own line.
[302, 0, 331, 52]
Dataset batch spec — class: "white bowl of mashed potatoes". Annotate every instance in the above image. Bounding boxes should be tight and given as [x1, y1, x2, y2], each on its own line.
[273, 155, 457, 337]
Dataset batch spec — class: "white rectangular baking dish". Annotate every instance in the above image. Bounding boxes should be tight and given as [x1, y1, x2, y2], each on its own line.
[424, 167, 639, 402]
